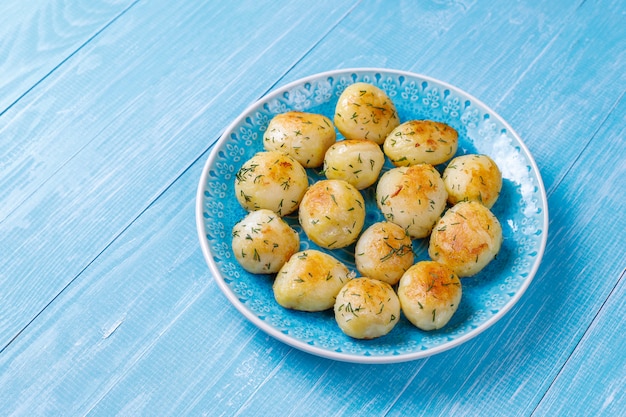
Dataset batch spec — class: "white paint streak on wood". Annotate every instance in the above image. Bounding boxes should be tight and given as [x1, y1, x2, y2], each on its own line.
[101, 316, 125, 339]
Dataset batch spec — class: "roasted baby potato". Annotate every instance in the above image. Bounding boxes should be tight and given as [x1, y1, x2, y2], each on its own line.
[263, 111, 336, 168]
[383, 120, 458, 167]
[334, 82, 400, 144]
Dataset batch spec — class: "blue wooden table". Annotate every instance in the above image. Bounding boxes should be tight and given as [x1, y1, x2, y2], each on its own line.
[1, 0, 624, 415]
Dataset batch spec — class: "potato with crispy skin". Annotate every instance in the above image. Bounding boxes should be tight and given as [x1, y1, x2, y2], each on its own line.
[428, 201, 503, 277]
[354, 221, 414, 285]
[234, 151, 308, 216]
[334, 83, 400, 144]
[397, 261, 462, 331]
[299, 179, 365, 249]
[231, 209, 300, 274]
[443, 154, 502, 208]
[273, 250, 353, 312]
[323, 139, 385, 190]
[263, 111, 336, 168]
[376, 163, 448, 239]
[384, 120, 458, 166]
[334, 277, 401, 339]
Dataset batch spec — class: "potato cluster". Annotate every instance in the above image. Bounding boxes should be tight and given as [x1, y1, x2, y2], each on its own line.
[231, 82, 503, 340]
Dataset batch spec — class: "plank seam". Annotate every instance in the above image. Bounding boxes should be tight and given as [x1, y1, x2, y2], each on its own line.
[494, 0, 587, 109]
[530, 267, 626, 416]
[0, 139, 215, 354]
[0, 92, 146, 225]
[545, 89, 625, 200]
[528, 86, 625, 416]
[0, 0, 142, 119]
[253, 0, 363, 101]
[380, 361, 426, 417]
[81, 252, 229, 415]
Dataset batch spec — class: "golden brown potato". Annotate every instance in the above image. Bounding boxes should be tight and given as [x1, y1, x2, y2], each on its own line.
[376, 164, 448, 238]
[298, 179, 365, 249]
[383, 120, 458, 166]
[397, 261, 462, 331]
[334, 82, 400, 144]
[234, 151, 309, 216]
[322, 139, 385, 190]
[273, 250, 353, 312]
[334, 277, 401, 339]
[231, 209, 300, 274]
[354, 221, 414, 285]
[428, 201, 503, 277]
[442, 154, 502, 208]
[263, 111, 336, 168]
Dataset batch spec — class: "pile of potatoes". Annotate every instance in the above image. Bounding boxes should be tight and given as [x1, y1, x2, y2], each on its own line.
[231, 82, 503, 339]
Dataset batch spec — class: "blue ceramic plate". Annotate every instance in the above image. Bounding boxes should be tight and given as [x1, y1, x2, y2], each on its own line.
[196, 68, 548, 363]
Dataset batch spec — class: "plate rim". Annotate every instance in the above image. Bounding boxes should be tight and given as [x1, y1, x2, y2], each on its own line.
[195, 67, 549, 364]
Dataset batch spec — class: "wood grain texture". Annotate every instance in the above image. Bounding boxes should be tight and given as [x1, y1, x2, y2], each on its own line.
[0, 0, 356, 350]
[0, 156, 218, 415]
[0, 0, 138, 116]
[531, 95, 626, 417]
[0, 0, 624, 415]
[542, 271, 626, 417]
[537, 273, 626, 416]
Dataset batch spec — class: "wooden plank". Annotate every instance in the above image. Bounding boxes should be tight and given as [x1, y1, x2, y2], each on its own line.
[280, 0, 588, 109]
[561, 274, 626, 415]
[0, 0, 357, 348]
[537, 272, 626, 417]
[0, 0, 138, 115]
[531, 97, 626, 417]
[0, 155, 219, 414]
